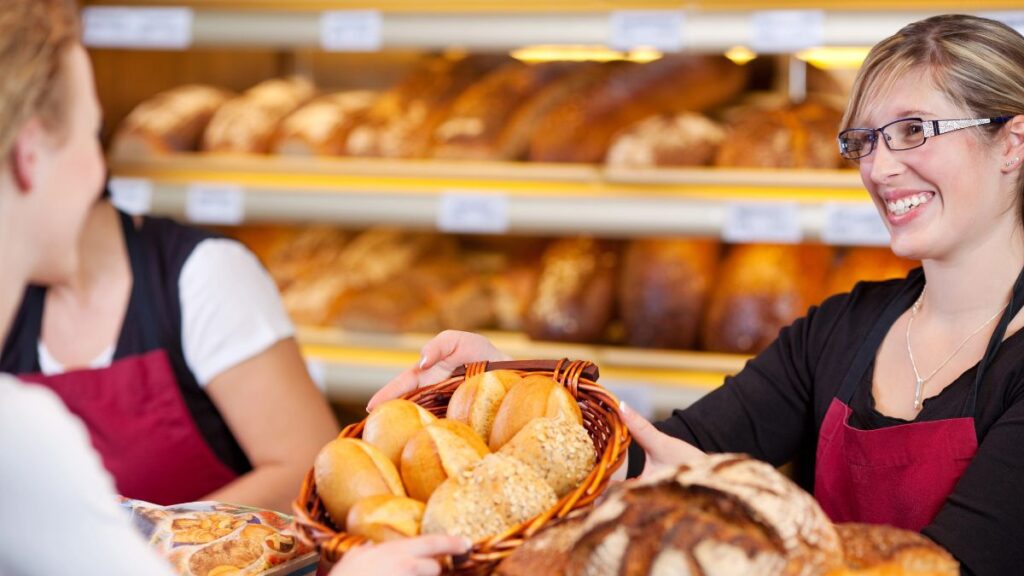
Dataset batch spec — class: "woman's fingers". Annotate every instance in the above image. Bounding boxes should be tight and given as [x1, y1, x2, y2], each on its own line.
[618, 401, 705, 469]
[389, 534, 472, 558]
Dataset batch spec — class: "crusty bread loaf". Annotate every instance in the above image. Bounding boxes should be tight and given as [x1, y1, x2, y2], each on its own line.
[828, 523, 958, 575]
[702, 244, 831, 354]
[273, 91, 376, 156]
[422, 453, 557, 542]
[827, 248, 916, 296]
[400, 419, 490, 502]
[528, 55, 747, 163]
[313, 438, 406, 528]
[498, 454, 844, 576]
[606, 112, 725, 168]
[431, 61, 580, 160]
[498, 416, 595, 498]
[715, 99, 845, 169]
[202, 77, 316, 153]
[493, 516, 585, 576]
[345, 54, 511, 158]
[111, 84, 233, 157]
[620, 238, 719, 350]
[524, 238, 618, 343]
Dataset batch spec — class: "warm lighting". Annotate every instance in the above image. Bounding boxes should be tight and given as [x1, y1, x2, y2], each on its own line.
[511, 44, 663, 63]
[724, 45, 757, 65]
[796, 46, 871, 70]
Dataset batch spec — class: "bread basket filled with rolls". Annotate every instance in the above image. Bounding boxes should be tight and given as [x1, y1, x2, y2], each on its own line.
[292, 358, 630, 574]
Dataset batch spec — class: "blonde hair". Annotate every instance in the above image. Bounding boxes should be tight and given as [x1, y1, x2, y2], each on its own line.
[0, 0, 80, 161]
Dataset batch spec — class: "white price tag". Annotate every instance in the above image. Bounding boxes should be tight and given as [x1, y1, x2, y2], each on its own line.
[107, 177, 152, 216]
[305, 359, 327, 392]
[750, 10, 824, 53]
[609, 10, 685, 52]
[437, 193, 509, 234]
[982, 11, 1024, 37]
[320, 11, 382, 52]
[722, 201, 802, 243]
[82, 7, 193, 50]
[822, 202, 890, 246]
[185, 183, 245, 225]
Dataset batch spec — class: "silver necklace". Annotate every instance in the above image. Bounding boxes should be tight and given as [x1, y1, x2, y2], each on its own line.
[906, 287, 1007, 411]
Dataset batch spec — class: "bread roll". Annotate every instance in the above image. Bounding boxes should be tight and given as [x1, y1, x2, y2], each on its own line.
[446, 370, 521, 441]
[528, 55, 747, 163]
[620, 238, 719, 350]
[702, 244, 831, 354]
[363, 399, 438, 467]
[498, 416, 595, 497]
[273, 91, 377, 156]
[606, 112, 725, 168]
[431, 61, 579, 160]
[525, 238, 618, 343]
[314, 438, 405, 527]
[827, 248, 916, 296]
[488, 376, 582, 451]
[828, 523, 958, 575]
[202, 77, 316, 153]
[422, 453, 557, 542]
[111, 84, 233, 157]
[715, 99, 845, 169]
[345, 54, 511, 158]
[346, 494, 426, 543]
[262, 226, 348, 290]
[400, 419, 490, 502]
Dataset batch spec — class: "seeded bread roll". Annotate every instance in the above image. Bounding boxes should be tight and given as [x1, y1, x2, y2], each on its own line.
[498, 416, 595, 497]
[422, 453, 557, 542]
[111, 84, 233, 157]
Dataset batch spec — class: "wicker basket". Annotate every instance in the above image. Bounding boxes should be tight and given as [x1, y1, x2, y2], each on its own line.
[292, 358, 630, 575]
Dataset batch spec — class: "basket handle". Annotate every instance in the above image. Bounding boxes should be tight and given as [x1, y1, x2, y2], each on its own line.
[451, 359, 600, 383]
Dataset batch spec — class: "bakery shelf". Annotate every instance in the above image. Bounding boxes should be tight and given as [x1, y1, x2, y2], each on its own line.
[108, 155, 880, 241]
[79, 2, 1024, 51]
[296, 326, 749, 416]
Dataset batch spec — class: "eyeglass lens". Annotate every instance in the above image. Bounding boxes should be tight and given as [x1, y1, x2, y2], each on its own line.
[840, 119, 926, 159]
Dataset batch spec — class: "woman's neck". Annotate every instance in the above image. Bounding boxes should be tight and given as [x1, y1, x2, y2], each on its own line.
[0, 182, 35, 342]
[49, 201, 124, 300]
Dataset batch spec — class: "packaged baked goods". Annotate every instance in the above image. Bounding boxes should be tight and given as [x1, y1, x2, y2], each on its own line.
[826, 248, 917, 296]
[202, 77, 316, 154]
[715, 98, 846, 169]
[272, 91, 377, 156]
[110, 84, 233, 157]
[606, 112, 726, 168]
[119, 498, 317, 576]
[702, 244, 832, 354]
[619, 238, 719, 350]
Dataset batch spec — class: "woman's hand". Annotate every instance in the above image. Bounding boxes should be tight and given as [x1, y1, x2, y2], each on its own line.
[367, 330, 510, 412]
[618, 401, 705, 478]
[329, 535, 471, 576]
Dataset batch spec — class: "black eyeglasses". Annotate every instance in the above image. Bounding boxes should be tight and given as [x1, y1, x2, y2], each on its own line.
[837, 116, 1013, 160]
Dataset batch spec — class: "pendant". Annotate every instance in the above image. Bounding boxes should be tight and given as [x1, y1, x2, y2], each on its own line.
[914, 377, 925, 411]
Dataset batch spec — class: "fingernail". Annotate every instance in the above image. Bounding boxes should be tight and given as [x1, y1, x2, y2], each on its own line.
[619, 400, 629, 413]
[418, 355, 428, 370]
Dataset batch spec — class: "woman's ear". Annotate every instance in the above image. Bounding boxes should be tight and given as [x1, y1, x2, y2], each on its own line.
[9, 119, 44, 194]
[1001, 115, 1024, 173]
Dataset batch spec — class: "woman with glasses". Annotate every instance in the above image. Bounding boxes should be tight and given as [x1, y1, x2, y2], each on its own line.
[371, 14, 1024, 574]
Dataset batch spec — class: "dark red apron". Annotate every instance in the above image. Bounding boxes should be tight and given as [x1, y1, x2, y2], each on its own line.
[12, 212, 238, 505]
[815, 267, 1024, 531]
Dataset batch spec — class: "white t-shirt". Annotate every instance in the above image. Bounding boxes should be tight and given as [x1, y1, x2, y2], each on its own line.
[0, 375, 176, 576]
[38, 239, 294, 385]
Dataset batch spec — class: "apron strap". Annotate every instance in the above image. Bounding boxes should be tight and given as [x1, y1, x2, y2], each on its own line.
[117, 211, 162, 351]
[836, 268, 925, 404]
[967, 265, 1024, 416]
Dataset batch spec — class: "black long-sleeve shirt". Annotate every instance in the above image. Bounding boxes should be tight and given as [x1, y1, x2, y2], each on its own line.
[628, 276, 1024, 576]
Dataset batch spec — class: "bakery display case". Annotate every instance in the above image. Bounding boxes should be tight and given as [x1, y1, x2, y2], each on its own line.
[82, 1, 1008, 415]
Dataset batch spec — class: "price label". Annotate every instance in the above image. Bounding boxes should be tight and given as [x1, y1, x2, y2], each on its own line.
[107, 177, 152, 216]
[609, 10, 686, 52]
[437, 193, 509, 234]
[722, 201, 802, 243]
[185, 183, 245, 225]
[82, 7, 193, 50]
[320, 11, 383, 52]
[750, 10, 824, 53]
[983, 12, 1024, 37]
[822, 202, 890, 246]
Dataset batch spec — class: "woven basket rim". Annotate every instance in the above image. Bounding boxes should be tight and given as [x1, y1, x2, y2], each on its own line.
[292, 358, 631, 575]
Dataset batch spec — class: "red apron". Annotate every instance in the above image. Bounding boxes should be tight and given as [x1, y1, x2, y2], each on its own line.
[9, 212, 239, 505]
[814, 268, 1023, 531]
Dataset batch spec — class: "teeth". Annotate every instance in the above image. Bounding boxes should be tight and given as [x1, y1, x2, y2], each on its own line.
[886, 192, 933, 216]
